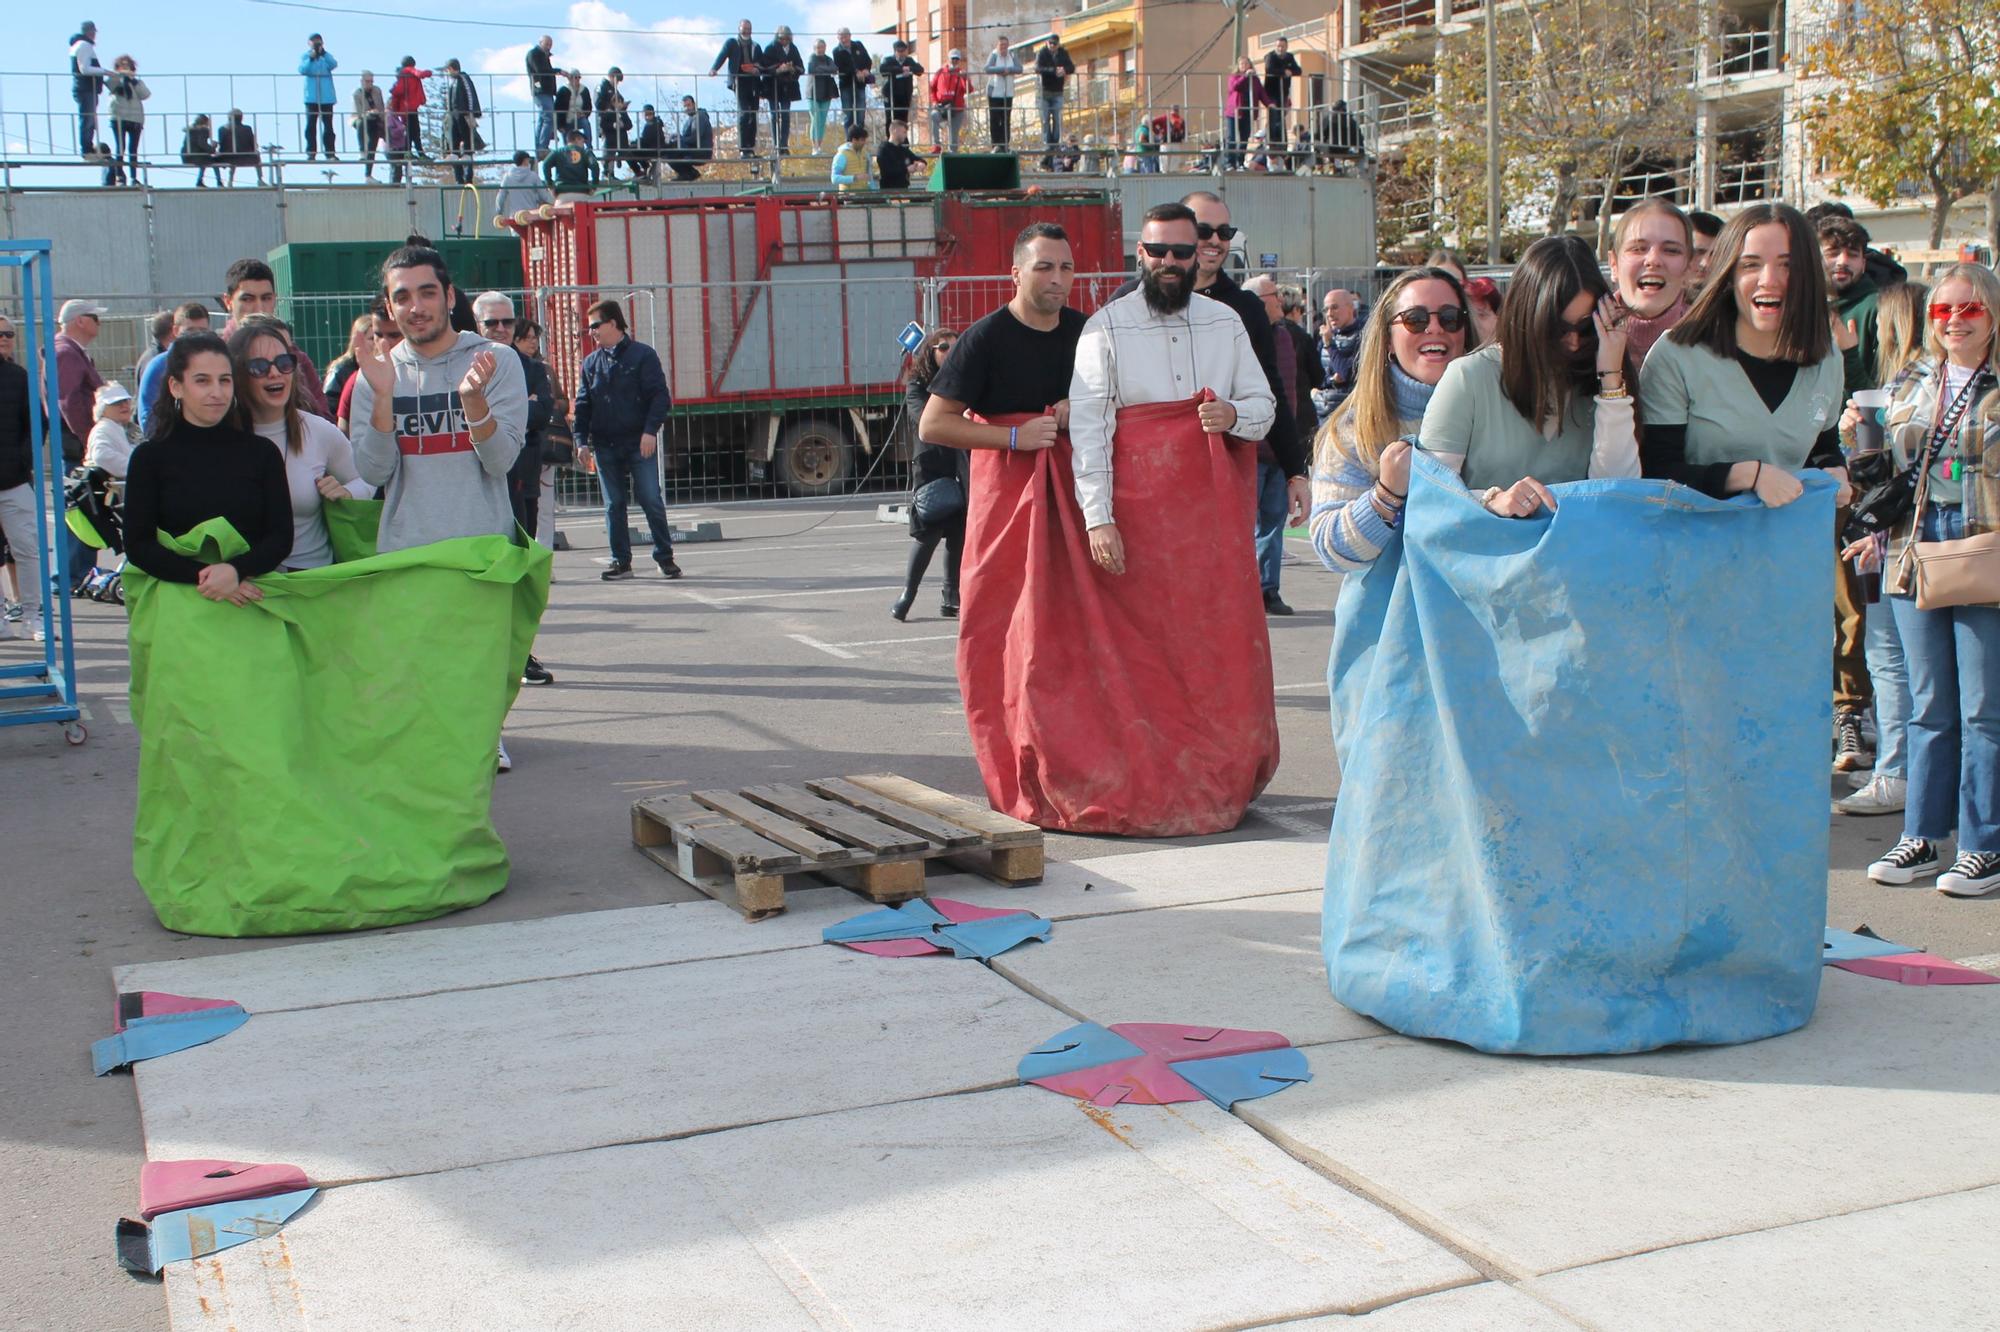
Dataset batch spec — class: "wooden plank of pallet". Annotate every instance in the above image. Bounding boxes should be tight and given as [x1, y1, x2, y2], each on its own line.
[805, 777, 986, 848]
[638, 796, 806, 874]
[741, 784, 929, 855]
[692, 789, 848, 861]
[631, 797, 797, 918]
[838, 773, 1042, 847]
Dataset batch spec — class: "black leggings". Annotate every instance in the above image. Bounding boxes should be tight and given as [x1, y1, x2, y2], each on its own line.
[113, 120, 142, 179]
[901, 525, 963, 609]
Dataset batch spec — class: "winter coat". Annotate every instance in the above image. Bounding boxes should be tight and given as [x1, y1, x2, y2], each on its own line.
[350, 83, 385, 131]
[389, 67, 431, 115]
[299, 49, 338, 105]
[761, 41, 805, 102]
[108, 72, 149, 125]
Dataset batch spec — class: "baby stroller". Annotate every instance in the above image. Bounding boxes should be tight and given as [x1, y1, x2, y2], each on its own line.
[64, 466, 128, 605]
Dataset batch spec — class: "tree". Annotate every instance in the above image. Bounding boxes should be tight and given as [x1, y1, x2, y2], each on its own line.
[1801, 0, 2000, 251]
[1396, 0, 1704, 251]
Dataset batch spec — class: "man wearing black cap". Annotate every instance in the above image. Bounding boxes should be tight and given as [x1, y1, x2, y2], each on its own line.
[878, 40, 923, 128]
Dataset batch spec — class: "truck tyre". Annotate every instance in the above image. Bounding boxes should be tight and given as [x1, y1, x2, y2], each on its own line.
[774, 417, 856, 497]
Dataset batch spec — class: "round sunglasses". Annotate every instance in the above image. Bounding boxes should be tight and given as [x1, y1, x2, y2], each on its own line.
[1388, 305, 1467, 334]
[245, 352, 299, 377]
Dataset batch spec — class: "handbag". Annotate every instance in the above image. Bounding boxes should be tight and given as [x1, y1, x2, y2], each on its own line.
[910, 475, 967, 531]
[1893, 362, 2000, 610]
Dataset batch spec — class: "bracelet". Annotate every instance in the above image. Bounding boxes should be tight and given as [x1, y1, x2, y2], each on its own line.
[1753, 461, 1762, 490]
[1373, 481, 1405, 507]
[1596, 369, 1622, 378]
[1597, 386, 1629, 400]
[1008, 426, 1018, 452]
[463, 410, 494, 431]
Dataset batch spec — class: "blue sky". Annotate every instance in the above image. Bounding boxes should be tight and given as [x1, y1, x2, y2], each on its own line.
[10, 0, 863, 178]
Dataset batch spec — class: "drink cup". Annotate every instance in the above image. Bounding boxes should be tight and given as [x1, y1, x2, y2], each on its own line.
[1851, 387, 1892, 454]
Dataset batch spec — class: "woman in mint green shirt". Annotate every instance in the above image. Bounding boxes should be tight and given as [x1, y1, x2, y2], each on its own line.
[1639, 203, 1848, 504]
[1419, 236, 1638, 518]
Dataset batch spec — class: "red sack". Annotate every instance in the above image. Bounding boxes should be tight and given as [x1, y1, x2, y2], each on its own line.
[957, 395, 1278, 835]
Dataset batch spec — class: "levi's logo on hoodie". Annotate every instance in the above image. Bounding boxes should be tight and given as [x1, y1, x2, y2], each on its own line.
[392, 391, 473, 456]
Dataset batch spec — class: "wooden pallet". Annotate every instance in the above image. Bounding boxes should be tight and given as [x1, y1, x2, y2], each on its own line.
[631, 773, 1045, 920]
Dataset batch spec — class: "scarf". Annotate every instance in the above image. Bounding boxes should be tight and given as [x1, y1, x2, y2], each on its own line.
[1389, 359, 1437, 421]
[1624, 293, 1689, 368]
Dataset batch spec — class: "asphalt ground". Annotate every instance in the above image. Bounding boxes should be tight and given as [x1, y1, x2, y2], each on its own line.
[3, 495, 1994, 1331]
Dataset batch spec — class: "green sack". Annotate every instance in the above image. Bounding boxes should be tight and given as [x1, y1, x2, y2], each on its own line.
[123, 507, 551, 937]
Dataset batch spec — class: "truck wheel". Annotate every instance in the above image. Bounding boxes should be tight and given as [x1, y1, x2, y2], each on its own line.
[774, 418, 856, 497]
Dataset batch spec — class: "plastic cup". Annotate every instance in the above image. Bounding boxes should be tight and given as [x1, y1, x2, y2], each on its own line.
[1851, 387, 1891, 454]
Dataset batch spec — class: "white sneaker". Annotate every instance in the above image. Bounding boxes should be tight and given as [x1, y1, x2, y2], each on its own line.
[1868, 836, 1943, 885]
[1835, 774, 1906, 816]
[1937, 851, 2000, 898]
[1845, 769, 1872, 790]
[497, 738, 513, 774]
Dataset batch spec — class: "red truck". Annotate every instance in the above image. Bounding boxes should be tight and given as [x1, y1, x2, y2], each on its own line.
[506, 188, 1125, 495]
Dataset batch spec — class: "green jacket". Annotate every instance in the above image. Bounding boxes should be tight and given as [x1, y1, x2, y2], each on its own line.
[1836, 274, 1881, 395]
[541, 143, 600, 194]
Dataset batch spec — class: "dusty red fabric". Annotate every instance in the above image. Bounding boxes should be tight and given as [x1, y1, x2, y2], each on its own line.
[956, 394, 1278, 835]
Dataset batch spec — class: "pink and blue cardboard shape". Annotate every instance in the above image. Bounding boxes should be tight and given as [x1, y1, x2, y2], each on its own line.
[1823, 927, 1999, 985]
[1019, 1022, 1311, 1109]
[92, 991, 248, 1076]
[117, 1160, 316, 1274]
[824, 897, 1050, 959]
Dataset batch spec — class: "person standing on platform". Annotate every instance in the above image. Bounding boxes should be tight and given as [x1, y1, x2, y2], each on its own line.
[351, 71, 386, 179]
[389, 58, 431, 184]
[877, 40, 923, 133]
[70, 22, 106, 160]
[1033, 34, 1073, 167]
[527, 35, 558, 155]
[299, 33, 338, 162]
[761, 27, 804, 157]
[572, 299, 679, 584]
[928, 51, 970, 153]
[806, 40, 836, 153]
[832, 29, 874, 135]
[710, 20, 763, 158]
[1261, 37, 1301, 164]
[982, 37, 1022, 151]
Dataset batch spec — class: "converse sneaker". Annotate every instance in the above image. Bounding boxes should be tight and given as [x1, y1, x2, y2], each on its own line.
[1937, 851, 2000, 898]
[2, 599, 21, 622]
[1834, 774, 1906, 817]
[1867, 836, 1942, 885]
[1832, 711, 1871, 773]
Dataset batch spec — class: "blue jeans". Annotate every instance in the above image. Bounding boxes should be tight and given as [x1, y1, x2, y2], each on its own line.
[1865, 594, 1911, 779]
[1888, 503, 2000, 850]
[533, 93, 556, 152]
[77, 96, 98, 157]
[1254, 461, 1287, 595]
[597, 441, 674, 568]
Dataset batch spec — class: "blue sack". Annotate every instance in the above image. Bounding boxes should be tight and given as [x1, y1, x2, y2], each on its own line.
[1324, 453, 1832, 1055]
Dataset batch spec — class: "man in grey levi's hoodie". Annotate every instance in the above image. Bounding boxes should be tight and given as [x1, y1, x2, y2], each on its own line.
[352, 245, 527, 553]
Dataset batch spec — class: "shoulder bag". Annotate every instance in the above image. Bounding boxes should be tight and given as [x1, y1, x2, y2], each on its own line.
[1893, 362, 2000, 609]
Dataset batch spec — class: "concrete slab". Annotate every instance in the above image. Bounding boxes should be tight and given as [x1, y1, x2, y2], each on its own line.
[928, 835, 1329, 922]
[670, 1087, 1475, 1328]
[1273, 1282, 1584, 1328]
[164, 1142, 819, 1332]
[993, 891, 1388, 1047]
[1239, 969, 2000, 1276]
[167, 1087, 1476, 1331]
[113, 890, 859, 1013]
[1528, 1185, 2000, 1330]
[135, 945, 1064, 1183]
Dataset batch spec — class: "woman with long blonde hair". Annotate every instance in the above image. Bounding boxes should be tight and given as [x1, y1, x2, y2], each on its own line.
[1875, 280, 1931, 388]
[1308, 266, 1474, 570]
[1857, 262, 2000, 895]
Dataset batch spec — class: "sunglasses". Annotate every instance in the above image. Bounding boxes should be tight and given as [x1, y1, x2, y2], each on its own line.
[1194, 223, 1238, 242]
[481, 317, 516, 330]
[245, 353, 299, 377]
[589, 319, 615, 330]
[1389, 305, 1466, 334]
[1930, 301, 1990, 322]
[0, 330, 14, 339]
[1141, 242, 1197, 260]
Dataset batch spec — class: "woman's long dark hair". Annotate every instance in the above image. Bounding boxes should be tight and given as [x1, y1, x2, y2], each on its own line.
[228, 320, 304, 455]
[906, 327, 959, 389]
[1495, 235, 1612, 429]
[144, 331, 238, 443]
[1670, 202, 1831, 366]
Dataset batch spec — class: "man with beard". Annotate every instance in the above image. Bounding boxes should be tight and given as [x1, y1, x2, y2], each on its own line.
[1008, 201, 1278, 835]
[1115, 191, 1307, 611]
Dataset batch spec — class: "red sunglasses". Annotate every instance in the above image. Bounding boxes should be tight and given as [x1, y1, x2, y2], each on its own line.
[1929, 301, 1990, 322]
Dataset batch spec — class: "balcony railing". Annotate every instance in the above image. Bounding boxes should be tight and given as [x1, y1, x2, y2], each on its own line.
[1715, 29, 1781, 78]
[1716, 156, 1780, 205]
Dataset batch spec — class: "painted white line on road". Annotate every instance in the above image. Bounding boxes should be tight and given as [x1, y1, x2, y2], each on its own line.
[704, 584, 904, 605]
[107, 700, 130, 725]
[1275, 681, 1326, 693]
[677, 587, 726, 606]
[788, 634, 860, 659]
[835, 632, 959, 648]
[727, 537, 907, 555]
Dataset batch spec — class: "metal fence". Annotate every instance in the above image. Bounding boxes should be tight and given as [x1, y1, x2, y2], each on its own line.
[0, 66, 1375, 186]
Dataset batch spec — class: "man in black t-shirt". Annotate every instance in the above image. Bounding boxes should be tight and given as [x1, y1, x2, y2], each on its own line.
[876, 121, 926, 190]
[922, 223, 1085, 445]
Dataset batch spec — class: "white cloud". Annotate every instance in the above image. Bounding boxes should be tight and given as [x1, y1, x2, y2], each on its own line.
[474, 2, 729, 108]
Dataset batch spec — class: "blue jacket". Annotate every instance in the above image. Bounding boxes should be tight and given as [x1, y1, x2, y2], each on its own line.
[300, 50, 338, 105]
[572, 335, 670, 447]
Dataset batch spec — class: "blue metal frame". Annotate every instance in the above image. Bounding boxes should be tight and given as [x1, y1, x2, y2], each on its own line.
[0, 239, 83, 738]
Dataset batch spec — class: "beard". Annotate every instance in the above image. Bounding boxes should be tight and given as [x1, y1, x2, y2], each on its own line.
[1141, 263, 1193, 315]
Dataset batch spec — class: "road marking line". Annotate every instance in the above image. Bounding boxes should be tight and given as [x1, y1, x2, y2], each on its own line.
[703, 584, 904, 604]
[835, 632, 960, 648]
[789, 634, 859, 659]
[1275, 681, 1326, 693]
[677, 587, 725, 606]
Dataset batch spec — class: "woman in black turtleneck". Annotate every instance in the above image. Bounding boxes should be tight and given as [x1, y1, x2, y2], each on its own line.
[123, 331, 291, 603]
